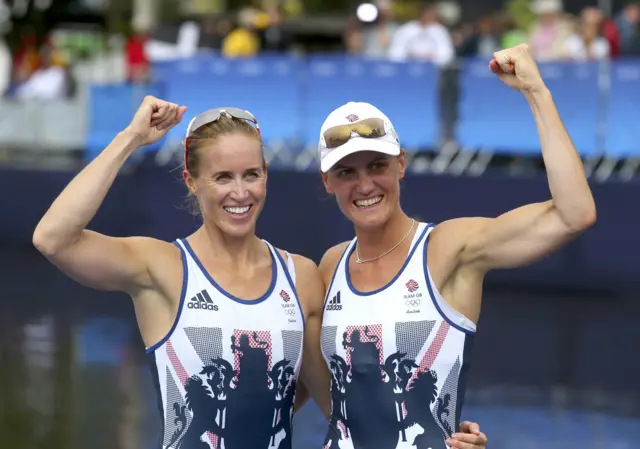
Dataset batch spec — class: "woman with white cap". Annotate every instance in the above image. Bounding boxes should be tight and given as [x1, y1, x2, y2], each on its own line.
[300, 44, 596, 448]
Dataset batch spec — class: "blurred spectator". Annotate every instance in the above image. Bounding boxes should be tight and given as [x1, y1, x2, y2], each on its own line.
[356, 0, 400, 59]
[499, 13, 529, 49]
[388, 2, 454, 66]
[125, 26, 150, 83]
[11, 27, 39, 86]
[222, 8, 261, 58]
[563, 7, 610, 61]
[257, 6, 291, 52]
[345, 15, 364, 55]
[12, 44, 73, 101]
[0, 33, 9, 96]
[198, 16, 223, 51]
[616, 2, 640, 55]
[601, 14, 622, 58]
[198, 15, 234, 52]
[457, 14, 501, 57]
[528, 0, 573, 61]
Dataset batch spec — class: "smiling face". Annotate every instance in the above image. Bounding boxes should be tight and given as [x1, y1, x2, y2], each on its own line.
[322, 150, 406, 230]
[184, 117, 266, 239]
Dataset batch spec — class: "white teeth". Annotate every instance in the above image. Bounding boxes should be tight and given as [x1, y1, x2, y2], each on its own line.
[224, 206, 251, 215]
[355, 196, 383, 208]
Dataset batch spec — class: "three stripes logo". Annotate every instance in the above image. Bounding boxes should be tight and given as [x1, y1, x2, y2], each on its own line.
[325, 291, 342, 311]
[188, 289, 219, 311]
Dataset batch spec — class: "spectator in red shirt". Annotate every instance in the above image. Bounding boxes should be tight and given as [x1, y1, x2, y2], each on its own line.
[126, 31, 149, 83]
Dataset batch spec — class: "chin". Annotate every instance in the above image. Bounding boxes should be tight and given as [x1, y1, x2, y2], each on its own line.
[219, 220, 257, 239]
[347, 206, 391, 231]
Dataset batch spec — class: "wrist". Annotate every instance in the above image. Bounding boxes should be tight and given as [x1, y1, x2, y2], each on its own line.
[117, 129, 145, 153]
[523, 85, 552, 105]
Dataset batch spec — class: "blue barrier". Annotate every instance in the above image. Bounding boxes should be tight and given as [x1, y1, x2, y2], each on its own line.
[456, 59, 601, 155]
[160, 55, 304, 146]
[84, 56, 640, 159]
[86, 82, 166, 161]
[605, 59, 640, 157]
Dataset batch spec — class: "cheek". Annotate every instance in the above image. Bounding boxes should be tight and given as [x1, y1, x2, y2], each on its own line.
[335, 188, 357, 211]
[198, 183, 226, 204]
[250, 180, 267, 199]
[329, 180, 349, 202]
[378, 175, 400, 196]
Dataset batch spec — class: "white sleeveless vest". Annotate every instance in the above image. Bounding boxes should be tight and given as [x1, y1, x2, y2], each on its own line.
[147, 238, 304, 449]
[320, 222, 476, 449]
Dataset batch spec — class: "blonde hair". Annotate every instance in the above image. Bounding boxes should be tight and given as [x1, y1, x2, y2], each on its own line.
[184, 115, 263, 178]
[183, 115, 264, 215]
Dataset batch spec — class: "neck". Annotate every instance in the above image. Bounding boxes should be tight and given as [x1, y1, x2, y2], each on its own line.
[354, 208, 415, 261]
[195, 221, 264, 267]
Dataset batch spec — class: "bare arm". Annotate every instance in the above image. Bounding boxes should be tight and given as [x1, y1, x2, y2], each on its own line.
[451, 45, 596, 273]
[32, 96, 186, 293]
[294, 381, 311, 412]
[295, 254, 333, 420]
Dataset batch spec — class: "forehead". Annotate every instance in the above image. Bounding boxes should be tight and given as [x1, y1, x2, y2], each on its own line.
[199, 134, 262, 171]
[333, 151, 389, 168]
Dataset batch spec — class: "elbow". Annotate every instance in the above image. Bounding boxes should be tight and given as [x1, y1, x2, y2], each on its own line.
[32, 225, 73, 258]
[582, 207, 597, 230]
[32, 226, 57, 258]
[568, 204, 597, 234]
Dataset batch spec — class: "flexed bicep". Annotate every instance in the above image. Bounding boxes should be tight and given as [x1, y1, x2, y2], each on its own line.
[453, 200, 590, 272]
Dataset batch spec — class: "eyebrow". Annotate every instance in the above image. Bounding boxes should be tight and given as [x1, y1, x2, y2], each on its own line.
[212, 167, 262, 176]
[332, 156, 389, 171]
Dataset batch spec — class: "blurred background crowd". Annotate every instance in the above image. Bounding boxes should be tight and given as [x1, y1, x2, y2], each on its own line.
[1, 0, 640, 98]
[1, 1, 639, 449]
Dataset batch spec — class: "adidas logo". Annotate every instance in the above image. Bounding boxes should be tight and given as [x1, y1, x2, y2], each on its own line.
[325, 291, 342, 311]
[188, 290, 219, 311]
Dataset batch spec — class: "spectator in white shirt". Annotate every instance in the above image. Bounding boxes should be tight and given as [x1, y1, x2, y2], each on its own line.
[563, 7, 610, 61]
[14, 46, 70, 101]
[361, 0, 400, 59]
[388, 2, 454, 66]
[528, 0, 573, 61]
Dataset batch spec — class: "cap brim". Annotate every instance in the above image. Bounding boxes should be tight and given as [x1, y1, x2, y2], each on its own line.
[320, 138, 401, 173]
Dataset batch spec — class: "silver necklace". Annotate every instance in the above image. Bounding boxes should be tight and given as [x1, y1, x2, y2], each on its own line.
[355, 219, 416, 264]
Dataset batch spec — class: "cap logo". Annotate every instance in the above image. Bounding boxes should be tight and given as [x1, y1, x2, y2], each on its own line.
[346, 114, 359, 123]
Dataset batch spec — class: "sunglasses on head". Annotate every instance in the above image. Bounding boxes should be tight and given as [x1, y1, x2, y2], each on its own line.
[184, 107, 261, 171]
[322, 117, 391, 149]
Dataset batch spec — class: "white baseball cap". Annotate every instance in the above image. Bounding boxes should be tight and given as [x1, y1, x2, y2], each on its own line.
[318, 101, 401, 173]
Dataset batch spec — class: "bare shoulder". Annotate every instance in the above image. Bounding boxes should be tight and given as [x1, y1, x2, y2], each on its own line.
[127, 236, 182, 267]
[120, 236, 183, 297]
[430, 217, 490, 251]
[319, 241, 350, 285]
[275, 249, 324, 316]
[427, 217, 492, 288]
[274, 249, 318, 275]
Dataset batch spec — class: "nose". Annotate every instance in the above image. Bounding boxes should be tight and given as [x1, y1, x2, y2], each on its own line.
[229, 178, 250, 202]
[355, 170, 375, 196]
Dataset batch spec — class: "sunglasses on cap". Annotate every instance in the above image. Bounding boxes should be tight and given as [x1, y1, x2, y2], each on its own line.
[184, 107, 261, 171]
[322, 117, 392, 149]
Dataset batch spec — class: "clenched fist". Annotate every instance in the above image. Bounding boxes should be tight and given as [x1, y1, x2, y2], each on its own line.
[124, 96, 187, 147]
[489, 44, 546, 94]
